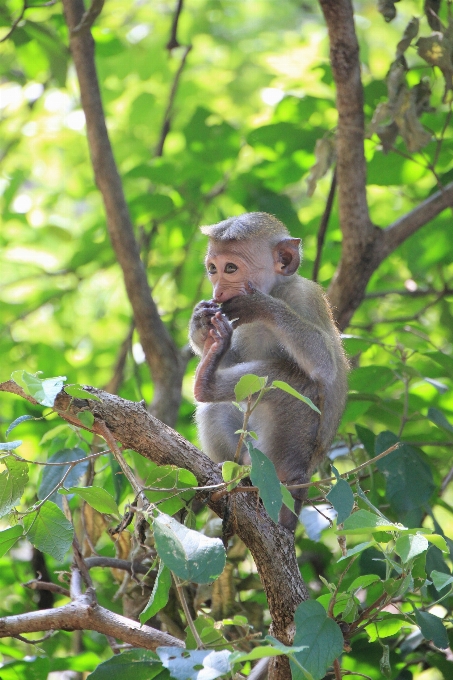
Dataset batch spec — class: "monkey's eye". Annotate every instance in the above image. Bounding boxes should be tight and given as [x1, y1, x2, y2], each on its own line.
[207, 263, 217, 275]
[224, 263, 238, 274]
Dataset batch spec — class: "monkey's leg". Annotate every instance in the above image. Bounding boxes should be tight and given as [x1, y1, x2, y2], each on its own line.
[196, 402, 243, 463]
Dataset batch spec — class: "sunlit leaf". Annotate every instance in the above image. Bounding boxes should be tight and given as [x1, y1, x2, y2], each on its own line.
[67, 486, 119, 515]
[140, 562, 172, 623]
[154, 514, 225, 584]
[248, 443, 282, 523]
[234, 374, 267, 401]
[23, 501, 74, 561]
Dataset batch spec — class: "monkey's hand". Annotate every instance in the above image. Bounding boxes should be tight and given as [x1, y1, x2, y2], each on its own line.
[194, 312, 233, 402]
[189, 300, 221, 353]
[221, 287, 273, 328]
[203, 311, 233, 355]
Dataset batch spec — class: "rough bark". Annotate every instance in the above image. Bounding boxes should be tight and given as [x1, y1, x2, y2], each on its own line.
[0, 380, 308, 666]
[320, 0, 453, 330]
[61, 0, 185, 426]
[0, 579, 182, 650]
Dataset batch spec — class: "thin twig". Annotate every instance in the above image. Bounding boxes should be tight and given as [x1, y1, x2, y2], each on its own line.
[12, 631, 54, 644]
[173, 574, 204, 648]
[104, 324, 134, 395]
[97, 420, 144, 498]
[0, 1, 26, 43]
[333, 657, 342, 680]
[287, 443, 400, 490]
[155, 44, 192, 156]
[23, 580, 70, 597]
[312, 169, 337, 282]
[71, 0, 105, 35]
[166, 0, 184, 50]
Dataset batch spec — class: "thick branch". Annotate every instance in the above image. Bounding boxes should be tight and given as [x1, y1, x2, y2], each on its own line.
[61, 0, 183, 426]
[0, 586, 183, 650]
[382, 181, 453, 256]
[329, 181, 453, 330]
[318, 0, 372, 244]
[320, 2, 453, 330]
[0, 380, 308, 649]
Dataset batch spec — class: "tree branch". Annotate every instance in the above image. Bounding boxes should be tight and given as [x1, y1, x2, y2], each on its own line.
[320, 2, 453, 331]
[0, 571, 183, 650]
[318, 0, 372, 245]
[61, 0, 184, 426]
[155, 44, 192, 157]
[71, 0, 104, 35]
[166, 0, 184, 51]
[382, 181, 453, 256]
[0, 380, 308, 657]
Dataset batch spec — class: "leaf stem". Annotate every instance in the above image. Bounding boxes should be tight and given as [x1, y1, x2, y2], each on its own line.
[173, 574, 204, 648]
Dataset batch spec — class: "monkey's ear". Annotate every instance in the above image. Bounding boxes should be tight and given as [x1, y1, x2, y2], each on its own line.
[273, 238, 301, 276]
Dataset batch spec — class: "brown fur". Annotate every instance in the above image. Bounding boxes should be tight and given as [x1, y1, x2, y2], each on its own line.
[189, 213, 348, 531]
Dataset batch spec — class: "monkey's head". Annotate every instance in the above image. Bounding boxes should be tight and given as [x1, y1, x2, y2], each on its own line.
[200, 212, 301, 303]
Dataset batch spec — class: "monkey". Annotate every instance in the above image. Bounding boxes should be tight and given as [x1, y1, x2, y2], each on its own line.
[189, 212, 348, 531]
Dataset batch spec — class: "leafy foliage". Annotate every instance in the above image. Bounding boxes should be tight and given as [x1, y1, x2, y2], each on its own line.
[0, 0, 452, 679]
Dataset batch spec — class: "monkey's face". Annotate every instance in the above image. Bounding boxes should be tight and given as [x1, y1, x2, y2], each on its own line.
[205, 240, 279, 303]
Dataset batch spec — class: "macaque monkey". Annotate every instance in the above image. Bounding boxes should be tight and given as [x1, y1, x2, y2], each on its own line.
[189, 212, 348, 531]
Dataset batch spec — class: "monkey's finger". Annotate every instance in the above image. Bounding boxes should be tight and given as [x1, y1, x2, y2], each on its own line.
[211, 315, 229, 334]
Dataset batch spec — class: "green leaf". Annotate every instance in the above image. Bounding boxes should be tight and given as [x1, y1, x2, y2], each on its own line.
[326, 478, 354, 524]
[0, 657, 50, 680]
[234, 374, 267, 401]
[338, 541, 375, 562]
[348, 366, 394, 392]
[0, 525, 23, 557]
[140, 562, 172, 623]
[6, 415, 36, 438]
[355, 425, 376, 457]
[342, 335, 377, 355]
[78, 411, 95, 427]
[414, 609, 449, 649]
[272, 381, 321, 414]
[395, 533, 429, 563]
[49, 653, 100, 673]
[184, 615, 228, 650]
[365, 615, 410, 642]
[143, 465, 197, 516]
[23, 501, 74, 561]
[428, 407, 453, 434]
[339, 510, 402, 535]
[87, 650, 167, 680]
[280, 484, 296, 515]
[65, 385, 101, 402]
[222, 461, 250, 491]
[0, 456, 29, 517]
[38, 448, 89, 508]
[230, 643, 308, 665]
[375, 432, 435, 515]
[347, 574, 380, 592]
[430, 570, 453, 591]
[11, 370, 66, 407]
[153, 514, 226, 584]
[248, 443, 282, 523]
[67, 486, 119, 515]
[291, 600, 344, 680]
[156, 648, 231, 680]
[425, 534, 448, 553]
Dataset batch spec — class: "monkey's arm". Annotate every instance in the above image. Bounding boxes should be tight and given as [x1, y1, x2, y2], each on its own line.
[221, 287, 341, 385]
[194, 311, 272, 402]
